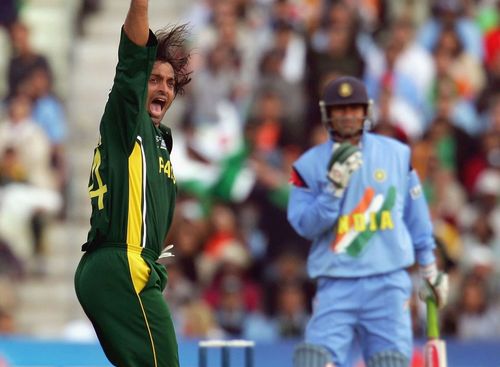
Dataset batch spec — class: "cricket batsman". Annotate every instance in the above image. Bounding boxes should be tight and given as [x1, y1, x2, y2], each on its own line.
[287, 76, 449, 367]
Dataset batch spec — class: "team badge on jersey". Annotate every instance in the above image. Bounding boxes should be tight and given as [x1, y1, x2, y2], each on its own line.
[374, 169, 386, 182]
[156, 135, 167, 150]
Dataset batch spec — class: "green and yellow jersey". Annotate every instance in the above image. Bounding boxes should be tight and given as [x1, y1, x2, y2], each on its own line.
[85, 28, 176, 260]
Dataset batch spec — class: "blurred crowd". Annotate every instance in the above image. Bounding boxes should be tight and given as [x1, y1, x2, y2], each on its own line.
[0, 0, 71, 333]
[1, 0, 500, 345]
[0, 1, 67, 277]
[164, 0, 500, 343]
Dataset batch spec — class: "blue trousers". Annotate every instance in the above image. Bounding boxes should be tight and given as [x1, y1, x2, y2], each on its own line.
[305, 269, 413, 366]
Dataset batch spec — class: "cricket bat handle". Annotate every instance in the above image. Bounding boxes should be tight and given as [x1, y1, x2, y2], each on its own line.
[424, 298, 447, 367]
[426, 297, 439, 339]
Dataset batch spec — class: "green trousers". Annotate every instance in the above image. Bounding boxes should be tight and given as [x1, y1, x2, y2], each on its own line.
[74, 247, 179, 367]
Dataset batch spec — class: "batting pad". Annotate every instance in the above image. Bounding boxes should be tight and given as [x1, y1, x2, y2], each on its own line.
[367, 350, 409, 367]
[293, 343, 332, 367]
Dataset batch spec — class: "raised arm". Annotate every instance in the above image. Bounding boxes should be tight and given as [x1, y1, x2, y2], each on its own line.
[124, 0, 149, 46]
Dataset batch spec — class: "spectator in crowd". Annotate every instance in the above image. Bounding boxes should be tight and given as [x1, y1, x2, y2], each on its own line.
[22, 65, 68, 196]
[254, 19, 306, 131]
[269, 281, 310, 339]
[201, 243, 262, 315]
[192, 0, 261, 112]
[305, 1, 366, 127]
[188, 42, 242, 125]
[268, 19, 305, 85]
[0, 93, 62, 271]
[24, 66, 67, 157]
[367, 50, 424, 141]
[460, 215, 498, 282]
[411, 116, 469, 221]
[432, 24, 485, 102]
[443, 273, 500, 339]
[165, 198, 207, 283]
[459, 169, 500, 242]
[178, 299, 223, 339]
[366, 16, 435, 130]
[6, 21, 51, 100]
[261, 250, 313, 316]
[0, 93, 56, 189]
[417, 0, 484, 60]
[0, 172, 62, 275]
[429, 75, 481, 136]
[162, 260, 200, 331]
[197, 203, 249, 283]
[244, 92, 308, 261]
[212, 274, 249, 337]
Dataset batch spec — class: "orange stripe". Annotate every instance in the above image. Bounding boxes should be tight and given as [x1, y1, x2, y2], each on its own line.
[332, 187, 375, 249]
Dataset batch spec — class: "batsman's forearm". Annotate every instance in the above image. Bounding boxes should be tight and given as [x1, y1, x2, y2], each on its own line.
[124, 0, 149, 46]
[404, 169, 436, 265]
[288, 189, 341, 240]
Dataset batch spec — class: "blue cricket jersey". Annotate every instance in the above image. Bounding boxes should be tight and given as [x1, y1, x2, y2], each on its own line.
[287, 132, 436, 278]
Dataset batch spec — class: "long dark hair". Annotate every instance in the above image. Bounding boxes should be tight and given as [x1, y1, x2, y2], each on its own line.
[155, 24, 192, 96]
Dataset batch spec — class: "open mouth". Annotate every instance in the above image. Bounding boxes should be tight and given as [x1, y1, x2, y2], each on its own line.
[150, 97, 167, 116]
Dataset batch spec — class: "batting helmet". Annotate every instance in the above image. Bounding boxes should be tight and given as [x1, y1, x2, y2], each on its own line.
[319, 76, 372, 138]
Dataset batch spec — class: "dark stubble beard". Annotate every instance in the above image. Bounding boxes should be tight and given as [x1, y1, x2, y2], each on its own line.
[331, 116, 364, 142]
